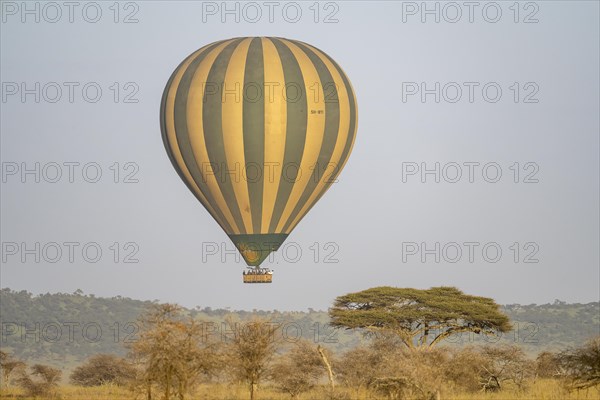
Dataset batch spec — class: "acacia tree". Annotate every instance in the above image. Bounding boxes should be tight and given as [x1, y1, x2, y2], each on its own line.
[336, 347, 375, 389]
[270, 340, 325, 399]
[479, 345, 534, 391]
[70, 354, 136, 386]
[16, 364, 62, 398]
[334, 334, 404, 397]
[224, 317, 280, 400]
[129, 304, 217, 400]
[557, 336, 600, 390]
[0, 350, 25, 388]
[443, 347, 489, 392]
[329, 286, 511, 350]
[535, 351, 562, 379]
[368, 340, 448, 400]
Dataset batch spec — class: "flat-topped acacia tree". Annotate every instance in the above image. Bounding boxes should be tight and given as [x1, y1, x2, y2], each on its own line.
[329, 286, 512, 350]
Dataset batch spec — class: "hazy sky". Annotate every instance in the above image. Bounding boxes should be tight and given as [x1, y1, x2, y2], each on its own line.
[1, 1, 598, 311]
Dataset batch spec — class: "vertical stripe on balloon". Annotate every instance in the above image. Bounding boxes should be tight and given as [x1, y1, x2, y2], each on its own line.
[267, 38, 308, 233]
[184, 40, 241, 234]
[161, 43, 231, 231]
[242, 37, 266, 234]
[274, 39, 327, 233]
[260, 38, 288, 234]
[221, 38, 254, 234]
[283, 42, 356, 233]
[280, 41, 341, 233]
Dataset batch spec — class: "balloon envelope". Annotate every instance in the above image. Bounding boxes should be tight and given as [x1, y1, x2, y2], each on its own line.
[160, 37, 358, 266]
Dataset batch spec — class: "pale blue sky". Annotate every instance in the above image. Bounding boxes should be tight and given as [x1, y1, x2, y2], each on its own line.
[1, 1, 598, 310]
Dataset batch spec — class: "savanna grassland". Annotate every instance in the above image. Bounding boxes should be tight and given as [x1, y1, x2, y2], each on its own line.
[1, 288, 599, 400]
[1, 380, 600, 400]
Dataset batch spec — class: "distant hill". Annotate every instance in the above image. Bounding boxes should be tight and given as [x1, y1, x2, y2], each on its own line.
[1, 288, 598, 371]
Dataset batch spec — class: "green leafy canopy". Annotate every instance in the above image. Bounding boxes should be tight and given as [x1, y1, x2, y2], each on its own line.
[329, 286, 512, 349]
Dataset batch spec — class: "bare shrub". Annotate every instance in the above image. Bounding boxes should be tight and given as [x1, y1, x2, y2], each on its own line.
[70, 354, 136, 386]
[17, 364, 62, 398]
[479, 345, 535, 391]
[270, 340, 325, 399]
[557, 336, 600, 390]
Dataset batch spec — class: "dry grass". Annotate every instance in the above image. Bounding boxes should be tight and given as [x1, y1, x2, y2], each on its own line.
[0, 384, 131, 399]
[446, 379, 600, 400]
[0, 380, 599, 400]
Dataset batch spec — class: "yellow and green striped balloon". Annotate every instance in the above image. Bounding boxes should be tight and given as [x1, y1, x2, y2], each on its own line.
[160, 37, 358, 267]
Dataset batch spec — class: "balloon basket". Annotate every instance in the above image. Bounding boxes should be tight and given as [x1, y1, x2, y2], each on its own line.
[242, 268, 273, 284]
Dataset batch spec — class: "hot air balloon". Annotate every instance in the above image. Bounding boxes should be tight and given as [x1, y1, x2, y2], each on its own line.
[160, 37, 358, 283]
